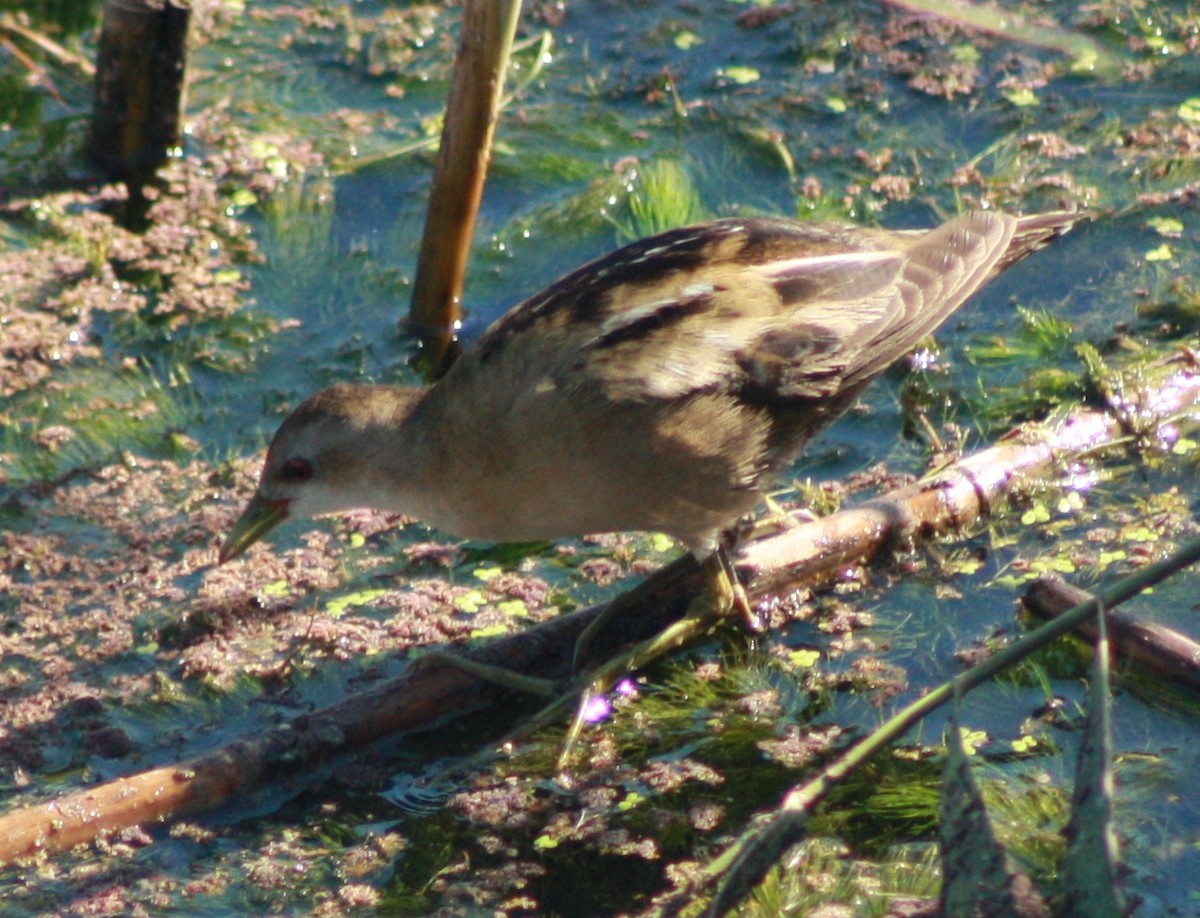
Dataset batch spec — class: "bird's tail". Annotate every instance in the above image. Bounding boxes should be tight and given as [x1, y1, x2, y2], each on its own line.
[995, 209, 1088, 274]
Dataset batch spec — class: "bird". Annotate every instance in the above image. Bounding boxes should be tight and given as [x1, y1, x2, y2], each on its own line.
[220, 209, 1080, 667]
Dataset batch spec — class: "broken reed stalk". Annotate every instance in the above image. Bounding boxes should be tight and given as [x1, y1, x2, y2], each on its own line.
[90, 0, 190, 214]
[1, 357, 1197, 865]
[408, 0, 523, 373]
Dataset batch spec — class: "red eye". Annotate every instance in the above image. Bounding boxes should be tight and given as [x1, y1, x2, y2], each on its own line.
[280, 457, 313, 483]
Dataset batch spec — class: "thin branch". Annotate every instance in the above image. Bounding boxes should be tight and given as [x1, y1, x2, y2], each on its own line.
[0, 12, 97, 77]
[1025, 574, 1200, 693]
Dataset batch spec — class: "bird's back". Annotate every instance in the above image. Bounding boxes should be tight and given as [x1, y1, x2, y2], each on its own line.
[467, 211, 1076, 398]
[424, 211, 1078, 549]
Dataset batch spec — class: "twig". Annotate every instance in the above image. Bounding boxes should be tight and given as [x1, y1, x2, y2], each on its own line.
[0, 12, 96, 77]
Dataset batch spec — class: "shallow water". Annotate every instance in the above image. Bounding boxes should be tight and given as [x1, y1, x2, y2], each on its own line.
[3, 0, 1200, 914]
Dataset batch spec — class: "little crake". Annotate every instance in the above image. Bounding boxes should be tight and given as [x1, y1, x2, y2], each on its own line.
[220, 211, 1079, 570]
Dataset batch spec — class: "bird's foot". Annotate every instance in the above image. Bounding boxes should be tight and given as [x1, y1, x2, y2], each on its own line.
[556, 547, 761, 771]
[704, 544, 764, 634]
[571, 560, 680, 671]
[556, 611, 716, 772]
[740, 493, 816, 544]
[763, 492, 809, 531]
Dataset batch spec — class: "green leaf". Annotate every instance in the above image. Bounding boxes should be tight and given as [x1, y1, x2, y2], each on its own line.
[617, 791, 646, 811]
[229, 188, 257, 208]
[950, 43, 980, 64]
[262, 579, 290, 598]
[1097, 550, 1127, 568]
[650, 532, 677, 553]
[719, 66, 760, 85]
[1057, 491, 1084, 514]
[455, 589, 488, 613]
[1146, 215, 1184, 236]
[326, 588, 388, 617]
[1021, 503, 1051, 525]
[1178, 97, 1200, 123]
[788, 648, 821, 668]
[497, 599, 528, 618]
[469, 624, 509, 639]
[1003, 87, 1039, 107]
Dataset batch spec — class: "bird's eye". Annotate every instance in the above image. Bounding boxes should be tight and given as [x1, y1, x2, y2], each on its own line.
[280, 457, 313, 483]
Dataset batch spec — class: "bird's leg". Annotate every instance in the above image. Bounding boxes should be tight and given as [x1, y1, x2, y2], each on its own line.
[740, 492, 820, 545]
[556, 544, 759, 769]
[702, 539, 763, 634]
[751, 493, 800, 538]
[572, 557, 684, 671]
[413, 544, 751, 705]
[418, 545, 760, 770]
[574, 541, 759, 670]
[556, 612, 713, 770]
[415, 649, 561, 697]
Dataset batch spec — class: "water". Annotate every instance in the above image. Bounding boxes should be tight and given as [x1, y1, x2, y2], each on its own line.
[4, 0, 1200, 913]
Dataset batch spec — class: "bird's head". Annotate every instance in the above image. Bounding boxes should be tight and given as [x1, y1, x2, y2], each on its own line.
[219, 384, 424, 563]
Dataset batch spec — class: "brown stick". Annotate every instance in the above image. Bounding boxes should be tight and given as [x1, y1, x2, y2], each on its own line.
[2, 357, 1198, 865]
[1023, 574, 1200, 694]
[408, 0, 522, 372]
[0, 579, 694, 865]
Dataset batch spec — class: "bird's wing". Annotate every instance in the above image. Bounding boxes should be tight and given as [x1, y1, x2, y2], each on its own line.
[545, 217, 916, 401]
[579, 243, 909, 401]
[729, 212, 1016, 401]
[833, 210, 1015, 389]
[472, 214, 1015, 404]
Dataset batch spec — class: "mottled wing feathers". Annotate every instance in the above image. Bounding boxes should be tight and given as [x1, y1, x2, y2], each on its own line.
[474, 223, 724, 364]
[571, 215, 1011, 403]
[732, 248, 908, 400]
[835, 210, 1015, 388]
[569, 220, 916, 401]
[470, 212, 1068, 409]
